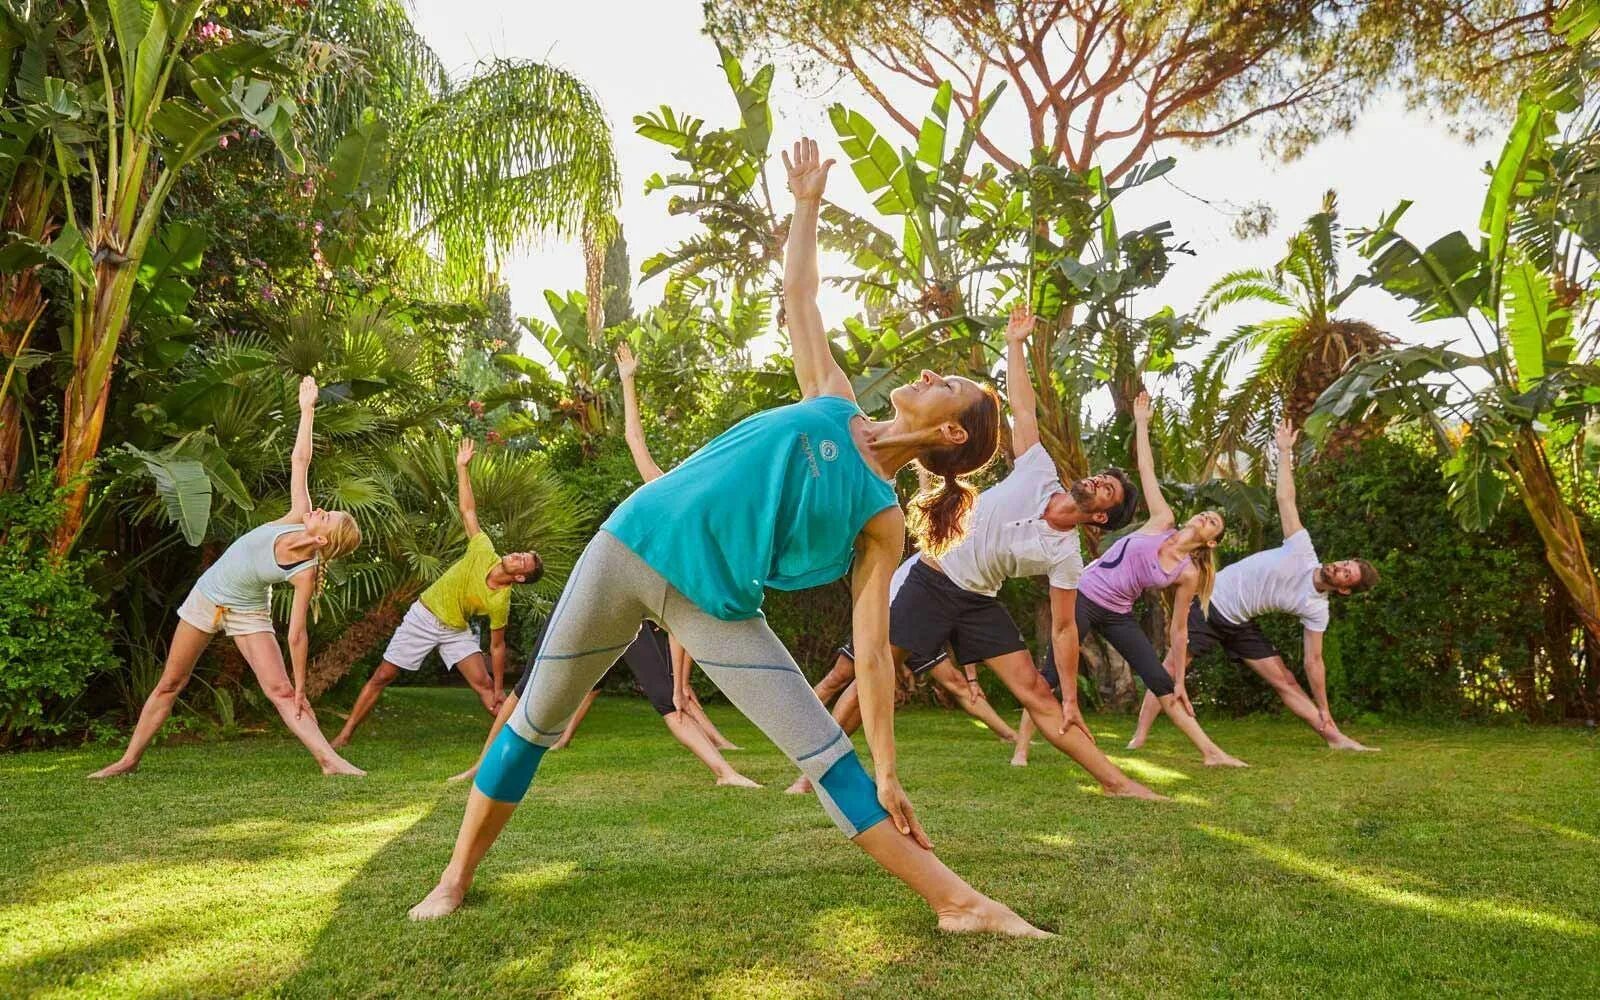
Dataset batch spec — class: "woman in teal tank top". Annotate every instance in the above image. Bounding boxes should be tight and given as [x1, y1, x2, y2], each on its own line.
[90, 377, 366, 780]
[411, 139, 1046, 938]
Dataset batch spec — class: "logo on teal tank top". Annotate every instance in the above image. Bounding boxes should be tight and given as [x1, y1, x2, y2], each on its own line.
[819, 439, 839, 462]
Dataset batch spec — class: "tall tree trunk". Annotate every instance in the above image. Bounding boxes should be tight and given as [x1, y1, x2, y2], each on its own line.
[1509, 431, 1600, 670]
[1, 166, 56, 493]
[303, 587, 420, 699]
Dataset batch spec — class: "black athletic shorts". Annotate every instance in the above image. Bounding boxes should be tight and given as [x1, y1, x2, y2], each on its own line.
[514, 620, 677, 715]
[1067, 592, 1176, 697]
[1186, 599, 1282, 663]
[836, 559, 1027, 675]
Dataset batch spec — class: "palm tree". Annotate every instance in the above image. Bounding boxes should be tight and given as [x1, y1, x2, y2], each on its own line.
[1195, 191, 1394, 466]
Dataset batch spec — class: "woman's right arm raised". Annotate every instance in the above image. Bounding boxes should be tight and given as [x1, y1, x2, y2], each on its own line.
[782, 138, 854, 401]
[281, 376, 318, 523]
[616, 343, 665, 482]
[1132, 391, 1174, 530]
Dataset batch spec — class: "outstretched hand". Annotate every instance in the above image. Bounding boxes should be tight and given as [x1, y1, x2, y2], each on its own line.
[1274, 419, 1298, 454]
[297, 376, 318, 411]
[456, 438, 475, 467]
[1132, 390, 1152, 425]
[1004, 302, 1036, 344]
[877, 774, 933, 850]
[615, 342, 639, 380]
[782, 137, 834, 202]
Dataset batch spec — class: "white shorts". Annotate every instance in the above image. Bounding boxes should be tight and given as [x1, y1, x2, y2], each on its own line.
[177, 588, 275, 637]
[383, 601, 481, 671]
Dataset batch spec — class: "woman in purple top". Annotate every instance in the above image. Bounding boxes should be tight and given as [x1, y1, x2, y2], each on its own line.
[1071, 392, 1246, 767]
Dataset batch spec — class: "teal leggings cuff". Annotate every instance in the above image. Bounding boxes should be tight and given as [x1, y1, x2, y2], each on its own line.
[818, 751, 891, 836]
[473, 725, 547, 803]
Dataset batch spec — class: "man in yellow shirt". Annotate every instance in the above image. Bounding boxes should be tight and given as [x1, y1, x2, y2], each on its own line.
[333, 439, 541, 749]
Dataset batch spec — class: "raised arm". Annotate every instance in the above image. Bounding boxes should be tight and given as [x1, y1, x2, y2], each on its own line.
[852, 506, 931, 849]
[455, 438, 482, 538]
[781, 138, 853, 401]
[283, 376, 318, 522]
[1132, 391, 1174, 529]
[1274, 420, 1304, 537]
[615, 343, 664, 482]
[1003, 304, 1041, 455]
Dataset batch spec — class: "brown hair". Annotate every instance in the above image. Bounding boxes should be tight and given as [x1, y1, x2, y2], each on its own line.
[1351, 558, 1380, 593]
[906, 386, 1001, 555]
[1191, 544, 1218, 614]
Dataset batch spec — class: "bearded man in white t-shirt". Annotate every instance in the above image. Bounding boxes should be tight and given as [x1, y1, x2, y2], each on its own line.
[1129, 420, 1380, 752]
[789, 306, 1164, 800]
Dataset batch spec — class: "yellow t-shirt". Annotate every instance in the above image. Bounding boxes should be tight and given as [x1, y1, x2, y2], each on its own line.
[420, 532, 513, 630]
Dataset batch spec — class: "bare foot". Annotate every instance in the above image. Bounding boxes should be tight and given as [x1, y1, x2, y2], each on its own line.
[322, 757, 367, 777]
[1106, 782, 1167, 801]
[784, 775, 813, 795]
[330, 734, 351, 750]
[1327, 733, 1379, 751]
[1203, 753, 1249, 768]
[937, 895, 1052, 938]
[1009, 754, 1029, 768]
[408, 882, 465, 921]
[446, 766, 479, 784]
[716, 772, 762, 788]
[1126, 734, 1147, 750]
[88, 760, 138, 779]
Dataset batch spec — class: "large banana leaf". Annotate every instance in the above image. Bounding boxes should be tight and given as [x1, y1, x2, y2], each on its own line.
[119, 445, 213, 546]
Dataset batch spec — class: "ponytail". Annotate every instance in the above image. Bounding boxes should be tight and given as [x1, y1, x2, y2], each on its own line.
[1192, 545, 1217, 614]
[908, 385, 1001, 555]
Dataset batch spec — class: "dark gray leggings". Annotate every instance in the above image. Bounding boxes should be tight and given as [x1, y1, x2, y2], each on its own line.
[1072, 593, 1176, 697]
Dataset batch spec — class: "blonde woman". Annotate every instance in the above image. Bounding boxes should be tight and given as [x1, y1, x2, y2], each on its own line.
[90, 377, 365, 778]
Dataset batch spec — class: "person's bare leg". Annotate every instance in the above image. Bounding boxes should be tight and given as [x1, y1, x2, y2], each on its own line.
[927, 661, 1017, 741]
[810, 652, 857, 708]
[661, 711, 760, 787]
[1244, 655, 1377, 751]
[551, 689, 600, 751]
[232, 632, 365, 776]
[332, 661, 402, 748]
[682, 691, 740, 750]
[1010, 709, 1035, 766]
[447, 691, 520, 784]
[453, 653, 500, 714]
[409, 788, 518, 919]
[985, 651, 1163, 799]
[786, 681, 864, 794]
[89, 621, 213, 777]
[1158, 692, 1247, 767]
[851, 821, 1048, 936]
[1127, 690, 1163, 750]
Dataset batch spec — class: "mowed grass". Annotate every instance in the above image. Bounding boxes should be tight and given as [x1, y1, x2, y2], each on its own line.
[2, 691, 1598, 999]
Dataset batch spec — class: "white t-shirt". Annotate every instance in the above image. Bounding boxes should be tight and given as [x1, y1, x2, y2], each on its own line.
[935, 443, 1084, 596]
[1210, 529, 1329, 632]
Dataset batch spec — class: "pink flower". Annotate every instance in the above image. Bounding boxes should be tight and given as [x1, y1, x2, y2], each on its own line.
[218, 135, 229, 149]
[197, 21, 233, 44]
[248, 128, 261, 139]
[313, 221, 324, 235]
[261, 284, 277, 303]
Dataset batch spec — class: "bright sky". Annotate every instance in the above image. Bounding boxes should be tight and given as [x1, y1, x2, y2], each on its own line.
[412, 0, 1499, 384]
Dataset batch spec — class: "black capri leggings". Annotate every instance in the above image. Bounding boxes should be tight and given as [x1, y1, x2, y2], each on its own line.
[1073, 592, 1176, 697]
[514, 620, 678, 715]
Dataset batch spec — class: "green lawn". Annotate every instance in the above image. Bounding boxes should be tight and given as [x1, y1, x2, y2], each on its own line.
[2, 691, 1597, 999]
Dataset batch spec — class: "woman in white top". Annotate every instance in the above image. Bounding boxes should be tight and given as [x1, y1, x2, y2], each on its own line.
[90, 377, 365, 778]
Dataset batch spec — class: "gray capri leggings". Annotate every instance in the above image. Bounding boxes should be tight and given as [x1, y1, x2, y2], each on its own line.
[504, 530, 889, 837]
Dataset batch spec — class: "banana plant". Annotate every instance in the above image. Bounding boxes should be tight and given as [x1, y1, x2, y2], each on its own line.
[1311, 8, 1600, 653]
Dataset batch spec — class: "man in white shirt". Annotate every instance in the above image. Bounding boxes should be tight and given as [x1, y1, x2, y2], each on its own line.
[1130, 420, 1379, 751]
[789, 306, 1163, 800]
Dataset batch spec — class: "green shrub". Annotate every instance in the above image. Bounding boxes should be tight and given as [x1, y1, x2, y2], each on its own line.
[0, 473, 119, 745]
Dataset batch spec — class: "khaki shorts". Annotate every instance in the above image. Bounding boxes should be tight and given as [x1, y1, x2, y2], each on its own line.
[178, 588, 275, 637]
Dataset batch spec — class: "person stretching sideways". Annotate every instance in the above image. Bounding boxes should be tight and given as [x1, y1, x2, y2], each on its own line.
[90, 377, 364, 778]
[1062, 390, 1247, 768]
[331, 438, 541, 749]
[1128, 420, 1380, 752]
[442, 344, 760, 789]
[787, 304, 1161, 801]
[408, 138, 1044, 936]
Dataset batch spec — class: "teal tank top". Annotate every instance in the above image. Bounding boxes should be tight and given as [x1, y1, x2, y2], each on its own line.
[603, 395, 899, 621]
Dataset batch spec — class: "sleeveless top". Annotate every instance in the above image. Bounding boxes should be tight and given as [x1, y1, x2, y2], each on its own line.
[603, 395, 899, 621]
[1077, 529, 1186, 614]
[194, 522, 319, 611]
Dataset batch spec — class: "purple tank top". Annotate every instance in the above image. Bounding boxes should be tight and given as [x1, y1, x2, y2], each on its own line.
[1078, 529, 1187, 613]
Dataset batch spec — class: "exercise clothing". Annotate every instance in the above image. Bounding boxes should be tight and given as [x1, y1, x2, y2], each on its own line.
[513, 619, 677, 716]
[1060, 591, 1175, 697]
[193, 522, 317, 611]
[1185, 599, 1281, 663]
[483, 530, 890, 838]
[936, 443, 1083, 596]
[836, 557, 1027, 674]
[603, 395, 898, 621]
[177, 588, 275, 637]
[384, 601, 481, 671]
[1078, 528, 1186, 613]
[419, 531, 513, 631]
[1210, 529, 1329, 633]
